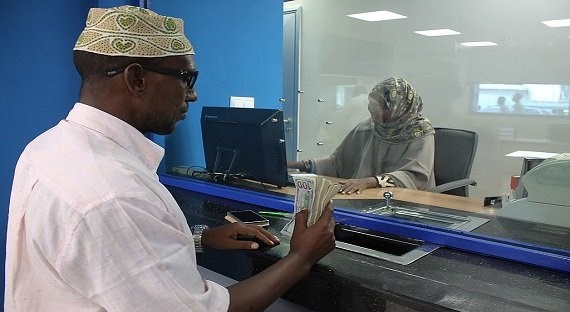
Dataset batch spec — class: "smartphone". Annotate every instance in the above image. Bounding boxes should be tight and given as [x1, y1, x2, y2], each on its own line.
[225, 210, 270, 227]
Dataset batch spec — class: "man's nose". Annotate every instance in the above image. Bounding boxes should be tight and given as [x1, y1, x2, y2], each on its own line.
[186, 88, 197, 102]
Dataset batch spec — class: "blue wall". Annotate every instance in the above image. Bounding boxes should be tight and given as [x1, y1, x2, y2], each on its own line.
[152, 0, 283, 172]
[0, 0, 282, 306]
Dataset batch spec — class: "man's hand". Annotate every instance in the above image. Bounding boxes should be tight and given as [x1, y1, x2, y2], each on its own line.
[338, 177, 377, 194]
[226, 202, 335, 311]
[289, 201, 336, 265]
[201, 222, 280, 250]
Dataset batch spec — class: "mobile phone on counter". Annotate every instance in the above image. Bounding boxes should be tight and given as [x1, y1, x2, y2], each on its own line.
[225, 210, 270, 227]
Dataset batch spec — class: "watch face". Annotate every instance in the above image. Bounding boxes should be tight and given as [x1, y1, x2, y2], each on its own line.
[192, 224, 208, 233]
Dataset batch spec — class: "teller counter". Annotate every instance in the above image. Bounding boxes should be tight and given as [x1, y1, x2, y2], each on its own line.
[240, 177, 494, 214]
[160, 174, 570, 312]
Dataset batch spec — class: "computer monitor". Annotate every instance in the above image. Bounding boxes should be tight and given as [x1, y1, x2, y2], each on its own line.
[200, 106, 288, 187]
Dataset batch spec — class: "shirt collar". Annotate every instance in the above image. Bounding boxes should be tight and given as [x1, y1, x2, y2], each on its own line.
[66, 103, 165, 172]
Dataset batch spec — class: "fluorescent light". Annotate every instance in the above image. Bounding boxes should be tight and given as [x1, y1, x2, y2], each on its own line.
[542, 19, 570, 27]
[461, 41, 498, 47]
[347, 10, 407, 22]
[414, 29, 461, 37]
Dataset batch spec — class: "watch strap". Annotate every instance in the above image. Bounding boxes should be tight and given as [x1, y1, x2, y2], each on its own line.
[190, 224, 209, 253]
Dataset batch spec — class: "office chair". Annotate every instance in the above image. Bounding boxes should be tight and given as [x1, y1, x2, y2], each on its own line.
[431, 127, 478, 197]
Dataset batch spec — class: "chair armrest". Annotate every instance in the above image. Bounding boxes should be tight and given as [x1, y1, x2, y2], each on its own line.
[432, 179, 477, 193]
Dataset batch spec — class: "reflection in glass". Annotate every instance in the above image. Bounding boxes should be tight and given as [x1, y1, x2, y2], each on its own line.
[474, 83, 570, 116]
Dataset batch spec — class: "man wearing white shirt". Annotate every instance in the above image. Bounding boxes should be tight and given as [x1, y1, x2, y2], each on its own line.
[5, 6, 335, 312]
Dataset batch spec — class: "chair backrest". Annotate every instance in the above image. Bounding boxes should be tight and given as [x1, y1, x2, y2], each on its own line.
[433, 127, 478, 196]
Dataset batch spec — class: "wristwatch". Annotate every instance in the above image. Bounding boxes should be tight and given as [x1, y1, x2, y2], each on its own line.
[190, 224, 209, 253]
[302, 159, 313, 172]
[375, 175, 396, 188]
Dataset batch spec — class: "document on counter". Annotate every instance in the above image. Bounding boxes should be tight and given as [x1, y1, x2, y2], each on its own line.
[281, 174, 340, 236]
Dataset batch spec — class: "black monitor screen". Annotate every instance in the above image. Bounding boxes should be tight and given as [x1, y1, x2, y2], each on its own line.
[200, 106, 288, 187]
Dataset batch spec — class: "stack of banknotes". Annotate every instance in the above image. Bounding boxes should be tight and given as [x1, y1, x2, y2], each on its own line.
[281, 174, 341, 236]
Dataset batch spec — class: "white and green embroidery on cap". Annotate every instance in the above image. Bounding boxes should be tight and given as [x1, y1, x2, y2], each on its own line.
[74, 5, 194, 57]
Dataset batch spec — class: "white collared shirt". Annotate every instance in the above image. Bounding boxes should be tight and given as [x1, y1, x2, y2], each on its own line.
[5, 103, 229, 311]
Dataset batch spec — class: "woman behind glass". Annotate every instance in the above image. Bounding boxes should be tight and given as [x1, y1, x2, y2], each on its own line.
[289, 77, 436, 194]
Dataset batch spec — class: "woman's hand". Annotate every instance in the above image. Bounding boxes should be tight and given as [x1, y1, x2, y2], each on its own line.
[201, 222, 280, 250]
[338, 177, 377, 194]
[287, 160, 305, 171]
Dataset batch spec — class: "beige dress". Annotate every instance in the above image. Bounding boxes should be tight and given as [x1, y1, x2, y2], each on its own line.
[311, 118, 435, 191]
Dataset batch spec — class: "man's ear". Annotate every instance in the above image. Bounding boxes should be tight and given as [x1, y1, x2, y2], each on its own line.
[123, 63, 146, 96]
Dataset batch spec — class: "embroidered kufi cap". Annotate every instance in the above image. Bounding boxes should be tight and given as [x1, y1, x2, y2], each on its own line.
[73, 5, 194, 57]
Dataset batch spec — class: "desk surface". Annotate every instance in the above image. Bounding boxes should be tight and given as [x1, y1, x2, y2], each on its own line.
[235, 178, 495, 215]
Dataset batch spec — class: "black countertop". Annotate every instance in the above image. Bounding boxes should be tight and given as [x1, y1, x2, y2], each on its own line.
[167, 185, 570, 312]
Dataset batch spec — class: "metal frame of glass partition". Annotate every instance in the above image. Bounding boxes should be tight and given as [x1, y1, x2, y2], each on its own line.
[159, 174, 570, 273]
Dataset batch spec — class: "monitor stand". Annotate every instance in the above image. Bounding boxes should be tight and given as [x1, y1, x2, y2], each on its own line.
[213, 146, 240, 173]
[209, 147, 246, 184]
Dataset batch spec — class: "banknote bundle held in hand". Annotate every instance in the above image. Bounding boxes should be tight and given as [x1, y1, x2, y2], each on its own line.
[281, 174, 341, 236]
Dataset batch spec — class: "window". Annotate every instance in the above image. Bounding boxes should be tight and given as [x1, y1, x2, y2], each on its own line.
[474, 83, 570, 116]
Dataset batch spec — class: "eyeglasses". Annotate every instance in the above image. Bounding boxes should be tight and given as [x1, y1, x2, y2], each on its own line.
[106, 64, 199, 89]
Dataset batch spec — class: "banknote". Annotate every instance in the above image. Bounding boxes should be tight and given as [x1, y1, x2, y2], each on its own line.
[281, 174, 340, 236]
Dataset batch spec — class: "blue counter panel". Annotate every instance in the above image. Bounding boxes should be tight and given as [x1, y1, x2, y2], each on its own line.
[160, 174, 294, 212]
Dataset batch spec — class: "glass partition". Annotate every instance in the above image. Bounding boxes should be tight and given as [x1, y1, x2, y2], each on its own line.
[161, 0, 570, 271]
[279, 0, 569, 263]
[285, 0, 570, 204]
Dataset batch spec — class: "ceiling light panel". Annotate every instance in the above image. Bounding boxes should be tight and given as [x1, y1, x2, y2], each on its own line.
[542, 19, 570, 27]
[461, 41, 498, 47]
[414, 29, 461, 37]
[347, 10, 407, 22]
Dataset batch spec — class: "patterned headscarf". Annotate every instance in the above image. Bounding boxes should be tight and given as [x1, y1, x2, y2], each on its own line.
[369, 77, 434, 144]
[74, 5, 194, 57]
